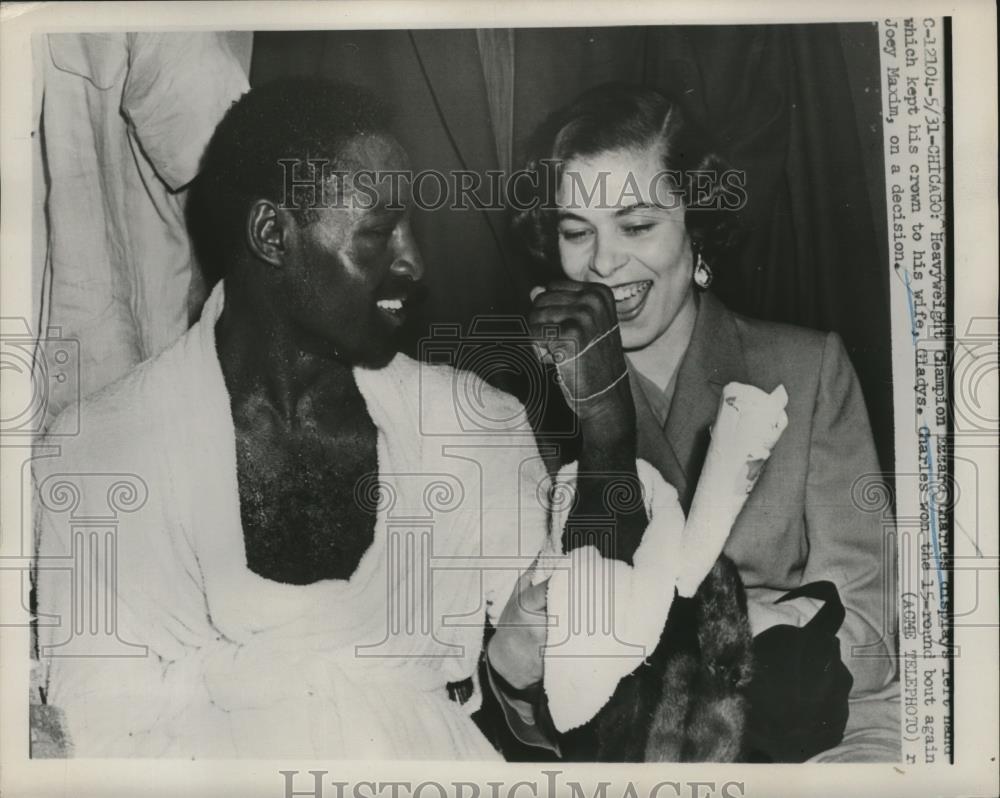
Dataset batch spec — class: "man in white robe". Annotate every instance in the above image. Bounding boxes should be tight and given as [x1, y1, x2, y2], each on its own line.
[33, 78, 558, 759]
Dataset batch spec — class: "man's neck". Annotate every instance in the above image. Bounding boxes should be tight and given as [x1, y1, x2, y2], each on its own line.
[625, 290, 699, 393]
[215, 277, 358, 426]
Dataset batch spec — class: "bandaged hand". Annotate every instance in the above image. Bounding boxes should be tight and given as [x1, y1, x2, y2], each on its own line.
[528, 281, 631, 422]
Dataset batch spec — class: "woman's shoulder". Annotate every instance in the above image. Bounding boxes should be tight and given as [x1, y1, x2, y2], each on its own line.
[712, 297, 850, 390]
[723, 304, 836, 364]
[728, 307, 829, 357]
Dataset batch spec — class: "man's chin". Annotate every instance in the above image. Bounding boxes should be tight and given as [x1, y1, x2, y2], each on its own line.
[355, 352, 397, 370]
[351, 341, 400, 370]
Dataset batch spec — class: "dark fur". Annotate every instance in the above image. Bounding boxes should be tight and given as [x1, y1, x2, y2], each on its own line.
[558, 556, 753, 762]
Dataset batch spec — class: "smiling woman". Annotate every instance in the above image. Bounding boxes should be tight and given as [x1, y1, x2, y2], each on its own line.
[517, 84, 744, 425]
[516, 85, 742, 397]
[513, 83, 897, 762]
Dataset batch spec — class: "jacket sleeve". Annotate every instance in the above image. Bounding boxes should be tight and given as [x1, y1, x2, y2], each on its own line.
[799, 331, 896, 694]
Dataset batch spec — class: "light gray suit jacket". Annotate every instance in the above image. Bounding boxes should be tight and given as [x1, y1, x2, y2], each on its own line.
[634, 292, 896, 695]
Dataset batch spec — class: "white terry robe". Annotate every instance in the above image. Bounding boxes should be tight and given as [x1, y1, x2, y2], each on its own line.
[34, 282, 550, 759]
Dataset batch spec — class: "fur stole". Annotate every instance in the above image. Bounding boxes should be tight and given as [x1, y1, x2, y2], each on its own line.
[558, 555, 753, 762]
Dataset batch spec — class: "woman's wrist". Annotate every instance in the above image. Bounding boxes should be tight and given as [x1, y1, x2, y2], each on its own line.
[578, 393, 637, 447]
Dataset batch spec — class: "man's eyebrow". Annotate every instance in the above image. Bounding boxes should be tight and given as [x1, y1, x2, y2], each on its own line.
[361, 200, 407, 216]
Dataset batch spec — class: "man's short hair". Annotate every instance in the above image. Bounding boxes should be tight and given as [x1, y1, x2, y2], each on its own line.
[187, 78, 391, 279]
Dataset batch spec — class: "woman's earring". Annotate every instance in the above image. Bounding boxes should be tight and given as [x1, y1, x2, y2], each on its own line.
[693, 252, 714, 289]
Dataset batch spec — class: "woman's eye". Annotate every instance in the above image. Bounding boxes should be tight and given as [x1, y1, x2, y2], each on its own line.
[622, 223, 655, 236]
[559, 228, 592, 243]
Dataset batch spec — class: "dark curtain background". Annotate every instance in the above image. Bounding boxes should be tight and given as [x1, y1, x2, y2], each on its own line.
[250, 24, 894, 473]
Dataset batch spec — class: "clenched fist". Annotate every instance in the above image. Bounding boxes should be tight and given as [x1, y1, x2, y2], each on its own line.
[528, 280, 633, 426]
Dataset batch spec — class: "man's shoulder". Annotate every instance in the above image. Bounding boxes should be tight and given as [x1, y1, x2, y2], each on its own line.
[39, 344, 181, 472]
[388, 353, 532, 435]
[47, 361, 148, 435]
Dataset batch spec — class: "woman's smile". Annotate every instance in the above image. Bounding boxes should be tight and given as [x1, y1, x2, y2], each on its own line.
[610, 279, 653, 321]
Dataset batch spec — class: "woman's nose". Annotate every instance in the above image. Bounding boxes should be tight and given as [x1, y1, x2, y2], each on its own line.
[590, 235, 627, 279]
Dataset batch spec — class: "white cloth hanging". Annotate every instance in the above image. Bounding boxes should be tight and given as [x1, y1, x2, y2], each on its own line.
[32, 32, 251, 428]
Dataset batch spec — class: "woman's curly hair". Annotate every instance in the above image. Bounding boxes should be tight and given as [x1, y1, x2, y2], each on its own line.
[511, 83, 742, 281]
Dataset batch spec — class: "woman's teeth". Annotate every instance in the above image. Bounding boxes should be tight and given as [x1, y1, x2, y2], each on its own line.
[612, 281, 652, 302]
[611, 280, 653, 320]
[376, 298, 404, 312]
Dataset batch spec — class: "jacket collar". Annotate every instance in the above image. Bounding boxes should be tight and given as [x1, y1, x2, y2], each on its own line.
[639, 291, 749, 508]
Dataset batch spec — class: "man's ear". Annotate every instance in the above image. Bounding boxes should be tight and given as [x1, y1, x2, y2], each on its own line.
[246, 199, 286, 268]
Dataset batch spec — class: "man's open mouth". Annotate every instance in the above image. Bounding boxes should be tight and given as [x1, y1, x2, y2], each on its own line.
[611, 280, 652, 321]
[376, 297, 408, 324]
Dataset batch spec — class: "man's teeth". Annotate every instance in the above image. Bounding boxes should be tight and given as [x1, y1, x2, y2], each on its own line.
[612, 281, 652, 302]
[377, 298, 404, 311]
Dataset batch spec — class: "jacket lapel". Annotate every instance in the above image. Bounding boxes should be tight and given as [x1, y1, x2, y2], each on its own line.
[664, 293, 750, 510]
[631, 367, 688, 502]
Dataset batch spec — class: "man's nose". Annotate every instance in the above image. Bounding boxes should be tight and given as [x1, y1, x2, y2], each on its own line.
[590, 234, 626, 279]
[391, 222, 425, 282]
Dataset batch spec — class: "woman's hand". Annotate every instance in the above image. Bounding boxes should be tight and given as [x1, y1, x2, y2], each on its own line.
[529, 279, 645, 565]
[528, 280, 633, 429]
[487, 570, 548, 691]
